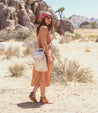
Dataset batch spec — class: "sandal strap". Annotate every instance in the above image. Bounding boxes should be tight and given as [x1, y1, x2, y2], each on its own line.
[40, 96, 49, 103]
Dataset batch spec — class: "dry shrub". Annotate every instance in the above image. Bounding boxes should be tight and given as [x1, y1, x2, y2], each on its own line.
[0, 48, 5, 55]
[23, 47, 34, 56]
[23, 31, 37, 56]
[85, 46, 91, 52]
[8, 64, 24, 77]
[76, 67, 93, 83]
[8, 29, 31, 40]
[52, 58, 93, 85]
[52, 58, 67, 85]
[52, 44, 60, 59]
[59, 32, 75, 43]
[65, 60, 80, 82]
[0, 29, 32, 41]
[0, 30, 8, 41]
[5, 46, 19, 59]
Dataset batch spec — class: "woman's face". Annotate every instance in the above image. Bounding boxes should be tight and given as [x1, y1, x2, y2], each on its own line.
[44, 16, 52, 25]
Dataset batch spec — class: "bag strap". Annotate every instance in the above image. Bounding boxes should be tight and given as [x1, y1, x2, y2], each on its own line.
[36, 48, 45, 52]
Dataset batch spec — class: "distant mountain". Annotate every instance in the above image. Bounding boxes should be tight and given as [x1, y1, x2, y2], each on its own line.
[90, 17, 98, 24]
[70, 15, 98, 28]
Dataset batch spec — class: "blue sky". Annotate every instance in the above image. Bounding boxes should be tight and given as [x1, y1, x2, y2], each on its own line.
[44, 0, 98, 19]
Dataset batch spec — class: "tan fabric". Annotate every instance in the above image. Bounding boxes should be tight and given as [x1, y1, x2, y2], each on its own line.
[31, 26, 54, 87]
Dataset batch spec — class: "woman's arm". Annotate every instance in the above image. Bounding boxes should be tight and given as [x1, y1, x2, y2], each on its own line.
[39, 26, 48, 53]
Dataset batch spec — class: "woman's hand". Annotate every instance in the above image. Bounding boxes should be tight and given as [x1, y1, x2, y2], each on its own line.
[48, 43, 52, 49]
[48, 56, 53, 65]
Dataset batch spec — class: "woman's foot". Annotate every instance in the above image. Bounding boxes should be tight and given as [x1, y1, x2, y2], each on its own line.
[29, 91, 37, 103]
[40, 96, 53, 104]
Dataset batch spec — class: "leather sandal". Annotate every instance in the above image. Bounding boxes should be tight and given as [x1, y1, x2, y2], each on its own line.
[29, 91, 37, 103]
[40, 96, 53, 104]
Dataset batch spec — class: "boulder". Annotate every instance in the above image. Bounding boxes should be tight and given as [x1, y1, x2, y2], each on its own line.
[0, 5, 10, 29]
[26, 9, 36, 23]
[96, 38, 98, 42]
[56, 18, 74, 35]
[4, 19, 15, 31]
[32, 0, 58, 25]
[79, 21, 90, 28]
[31, 1, 38, 15]
[26, 0, 40, 5]
[15, 24, 30, 31]
[17, 9, 33, 31]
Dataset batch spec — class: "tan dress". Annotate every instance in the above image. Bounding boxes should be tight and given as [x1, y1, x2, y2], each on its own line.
[31, 26, 54, 87]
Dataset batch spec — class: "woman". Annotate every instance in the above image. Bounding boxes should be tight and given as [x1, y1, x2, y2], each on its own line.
[29, 12, 54, 104]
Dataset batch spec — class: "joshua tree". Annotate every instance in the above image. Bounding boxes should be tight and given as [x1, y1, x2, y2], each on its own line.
[55, 7, 65, 19]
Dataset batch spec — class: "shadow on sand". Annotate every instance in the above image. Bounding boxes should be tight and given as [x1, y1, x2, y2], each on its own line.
[17, 102, 44, 109]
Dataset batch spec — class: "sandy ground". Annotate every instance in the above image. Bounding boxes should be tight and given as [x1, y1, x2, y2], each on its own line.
[0, 39, 98, 113]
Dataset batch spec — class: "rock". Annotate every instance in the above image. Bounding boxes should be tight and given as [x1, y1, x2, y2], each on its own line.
[31, 22, 35, 29]
[17, 9, 33, 31]
[56, 18, 74, 35]
[96, 38, 98, 42]
[5, 19, 15, 31]
[19, 0, 25, 9]
[8, 0, 20, 13]
[0, 0, 74, 35]
[25, 4, 31, 9]
[79, 21, 90, 28]
[8, 6, 19, 24]
[33, 0, 58, 25]
[26, 0, 40, 5]
[31, 1, 38, 15]
[26, 9, 36, 23]
[34, 0, 48, 23]
[4, 19, 15, 27]
[0, 5, 10, 29]
[15, 24, 30, 31]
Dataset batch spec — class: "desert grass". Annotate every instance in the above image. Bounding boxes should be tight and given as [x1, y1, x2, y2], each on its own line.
[0, 46, 20, 59]
[0, 48, 5, 55]
[5, 46, 19, 59]
[74, 28, 98, 41]
[8, 64, 25, 77]
[0, 30, 8, 41]
[23, 47, 34, 56]
[52, 44, 60, 59]
[59, 32, 75, 43]
[23, 34, 37, 56]
[52, 57, 93, 85]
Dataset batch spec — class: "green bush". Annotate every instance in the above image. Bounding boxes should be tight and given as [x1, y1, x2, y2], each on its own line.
[0, 29, 33, 41]
[75, 33, 82, 39]
[91, 22, 97, 28]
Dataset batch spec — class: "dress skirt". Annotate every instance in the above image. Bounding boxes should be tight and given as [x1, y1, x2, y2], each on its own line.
[31, 49, 54, 87]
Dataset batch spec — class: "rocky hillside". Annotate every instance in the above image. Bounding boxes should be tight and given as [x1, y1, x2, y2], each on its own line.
[0, 0, 74, 35]
[70, 15, 90, 28]
[70, 15, 98, 28]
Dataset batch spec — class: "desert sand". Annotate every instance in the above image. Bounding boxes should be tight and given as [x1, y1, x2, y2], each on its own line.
[0, 39, 98, 113]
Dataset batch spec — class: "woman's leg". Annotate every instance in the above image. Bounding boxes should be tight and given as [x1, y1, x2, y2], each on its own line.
[32, 84, 40, 94]
[40, 84, 45, 97]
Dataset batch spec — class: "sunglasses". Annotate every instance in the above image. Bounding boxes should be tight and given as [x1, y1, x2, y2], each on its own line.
[46, 16, 52, 20]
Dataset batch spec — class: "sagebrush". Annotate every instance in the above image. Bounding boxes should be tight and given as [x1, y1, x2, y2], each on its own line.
[8, 64, 24, 77]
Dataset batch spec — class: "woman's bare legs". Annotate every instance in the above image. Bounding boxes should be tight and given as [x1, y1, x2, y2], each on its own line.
[40, 84, 45, 97]
[32, 84, 40, 94]
[29, 84, 40, 102]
